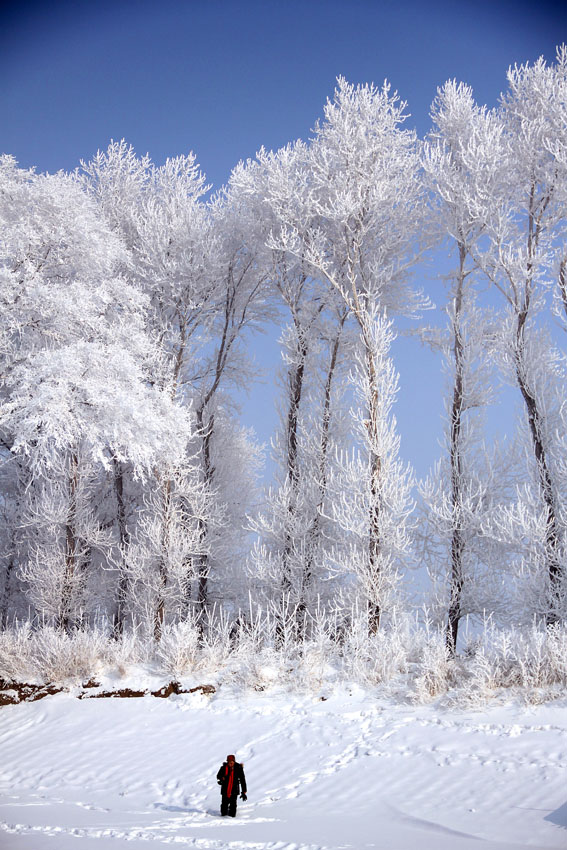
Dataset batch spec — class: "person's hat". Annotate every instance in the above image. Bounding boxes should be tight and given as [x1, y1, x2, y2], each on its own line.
[227, 754, 235, 761]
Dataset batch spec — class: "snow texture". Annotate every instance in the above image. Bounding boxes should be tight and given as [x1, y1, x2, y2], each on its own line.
[0, 687, 566, 849]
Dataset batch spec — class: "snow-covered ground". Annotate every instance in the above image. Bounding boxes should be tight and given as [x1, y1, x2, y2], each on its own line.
[0, 685, 566, 850]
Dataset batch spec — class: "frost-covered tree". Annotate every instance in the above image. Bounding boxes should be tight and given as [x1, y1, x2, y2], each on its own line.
[324, 312, 415, 627]
[419, 81, 505, 649]
[248, 309, 351, 617]
[0, 157, 191, 630]
[477, 48, 567, 623]
[231, 144, 351, 616]
[2, 47, 565, 659]
[266, 79, 425, 627]
[81, 143, 266, 621]
[189, 180, 272, 611]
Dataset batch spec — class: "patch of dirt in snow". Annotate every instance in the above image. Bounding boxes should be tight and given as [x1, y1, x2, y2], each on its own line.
[0, 679, 216, 706]
[0, 691, 566, 849]
[0, 681, 62, 707]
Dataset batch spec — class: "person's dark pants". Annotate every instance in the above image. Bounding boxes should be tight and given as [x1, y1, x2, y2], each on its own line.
[221, 795, 237, 817]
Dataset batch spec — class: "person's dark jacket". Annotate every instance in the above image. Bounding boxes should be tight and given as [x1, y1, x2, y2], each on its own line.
[217, 761, 246, 798]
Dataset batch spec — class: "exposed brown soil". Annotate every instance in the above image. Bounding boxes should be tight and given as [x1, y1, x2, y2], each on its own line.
[0, 679, 216, 706]
[82, 687, 148, 699]
[152, 682, 216, 698]
[0, 680, 63, 706]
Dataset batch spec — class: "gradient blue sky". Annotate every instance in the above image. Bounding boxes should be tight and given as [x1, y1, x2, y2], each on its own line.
[1, 0, 565, 480]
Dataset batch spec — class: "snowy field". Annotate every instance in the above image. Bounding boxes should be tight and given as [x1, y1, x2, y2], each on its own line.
[0, 686, 566, 850]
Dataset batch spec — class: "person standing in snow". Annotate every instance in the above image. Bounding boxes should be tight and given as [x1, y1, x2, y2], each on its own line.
[216, 754, 247, 817]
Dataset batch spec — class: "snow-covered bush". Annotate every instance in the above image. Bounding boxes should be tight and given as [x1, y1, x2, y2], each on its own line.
[196, 609, 233, 673]
[105, 628, 154, 673]
[228, 607, 272, 690]
[0, 623, 152, 684]
[342, 612, 409, 686]
[411, 637, 452, 703]
[155, 618, 201, 675]
[515, 625, 567, 689]
[296, 608, 341, 691]
[0, 611, 565, 705]
[447, 621, 567, 706]
[0, 622, 34, 682]
[28, 626, 108, 683]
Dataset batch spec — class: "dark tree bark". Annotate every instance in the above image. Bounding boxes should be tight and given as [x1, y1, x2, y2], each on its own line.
[512, 187, 562, 624]
[113, 458, 131, 636]
[154, 477, 172, 642]
[280, 331, 309, 594]
[300, 312, 347, 621]
[0, 558, 15, 630]
[446, 241, 467, 654]
[514, 316, 561, 625]
[191, 258, 263, 613]
[195, 408, 215, 613]
[360, 319, 385, 634]
[59, 451, 79, 633]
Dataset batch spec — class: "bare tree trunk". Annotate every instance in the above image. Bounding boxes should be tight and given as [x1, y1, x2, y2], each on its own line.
[270, 340, 309, 648]
[300, 316, 346, 620]
[1, 458, 30, 629]
[364, 356, 383, 634]
[345, 245, 386, 634]
[514, 317, 561, 624]
[190, 278, 244, 613]
[74, 545, 92, 629]
[59, 451, 79, 633]
[280, 334, 308, 594]
[194, 408, 215, 614]
[0, 558, 15, 630]
[113, 458, 131, 636]
[514, 194, 562, 624]
[363, 330, 384, 634]
[154, 478, 171, 641]
[447, 242, 466, 653]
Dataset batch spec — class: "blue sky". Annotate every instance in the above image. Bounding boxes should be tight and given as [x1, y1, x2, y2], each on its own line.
[1, 0, 565, 480]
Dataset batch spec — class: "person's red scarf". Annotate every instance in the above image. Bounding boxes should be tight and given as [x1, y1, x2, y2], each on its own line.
[225, 764, 234, 797]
